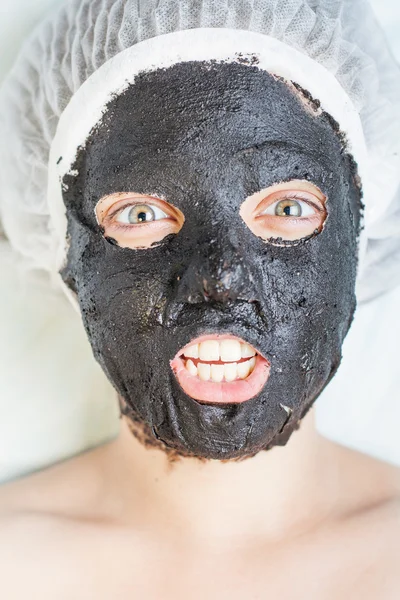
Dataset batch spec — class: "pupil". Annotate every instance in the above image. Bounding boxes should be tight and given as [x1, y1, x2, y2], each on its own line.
[138, 212, 147, 222]
[283, 206, 292, 216]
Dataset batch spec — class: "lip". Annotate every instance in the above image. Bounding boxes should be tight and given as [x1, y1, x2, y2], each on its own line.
[170, 333, 271, 405]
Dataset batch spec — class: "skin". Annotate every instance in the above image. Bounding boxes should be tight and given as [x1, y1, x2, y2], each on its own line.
[0, 412, 399, 599]
[61, 61, 362, 460]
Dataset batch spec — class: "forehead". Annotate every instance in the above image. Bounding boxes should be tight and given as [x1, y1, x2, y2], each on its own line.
[84, 61, 344, 173]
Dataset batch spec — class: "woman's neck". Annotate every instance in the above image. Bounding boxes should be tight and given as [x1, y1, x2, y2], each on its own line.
[2, 406, 399, 555]
[105, 409, 341, 547]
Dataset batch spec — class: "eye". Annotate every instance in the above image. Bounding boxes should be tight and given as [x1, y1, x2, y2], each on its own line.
[260, 197, 316, 218]
[95, 193, 185, 250]
[116, 203, 169, 225]
[239, 180, 327, 244]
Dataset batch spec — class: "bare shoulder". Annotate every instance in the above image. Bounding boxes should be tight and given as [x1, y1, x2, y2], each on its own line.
[0, 510, 127, 600]
[0, 501, 160, 600]
[0, 447, 111, 596]
[0, 436, 121, 520]
[0, 511, 70, 598]
[327, 439, 400, 506]
[0, 442, 147, 599]
[342, 498, 400, 599]
[329, 444, 400, 598]
[331, 440, 400, 534]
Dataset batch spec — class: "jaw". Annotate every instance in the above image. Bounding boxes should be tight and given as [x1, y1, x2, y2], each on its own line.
[119, 394, 304, 464]
[122, 409, 269, 464]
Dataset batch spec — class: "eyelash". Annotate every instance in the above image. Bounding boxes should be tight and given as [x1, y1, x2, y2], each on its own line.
[257, 194, 322, 218]
[106, 201, 172, 225]
[107, 202, 142, 220]
[110, 223, 148, 232]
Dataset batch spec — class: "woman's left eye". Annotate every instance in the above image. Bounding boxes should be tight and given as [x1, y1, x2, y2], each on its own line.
[115, 203, 169, 225]
[260, 198, 317, 218]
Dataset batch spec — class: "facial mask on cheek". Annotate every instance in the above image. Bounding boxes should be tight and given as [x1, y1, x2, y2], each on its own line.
[61, 62, 362, 460]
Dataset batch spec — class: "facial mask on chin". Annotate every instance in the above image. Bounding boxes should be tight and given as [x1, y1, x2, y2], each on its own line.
[61, 61, 362, 460]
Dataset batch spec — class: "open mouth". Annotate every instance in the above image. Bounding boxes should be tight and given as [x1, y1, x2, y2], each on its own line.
[170, 333, 271, 404]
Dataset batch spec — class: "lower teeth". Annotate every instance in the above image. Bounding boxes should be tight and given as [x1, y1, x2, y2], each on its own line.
[184, 357, 256, 382]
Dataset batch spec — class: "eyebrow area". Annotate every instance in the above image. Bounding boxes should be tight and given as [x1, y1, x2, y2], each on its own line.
[234, 139, 335, 173]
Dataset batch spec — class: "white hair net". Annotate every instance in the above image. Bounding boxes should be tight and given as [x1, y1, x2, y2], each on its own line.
[1, 0, 400, 301]
[0, 0, 400, 479]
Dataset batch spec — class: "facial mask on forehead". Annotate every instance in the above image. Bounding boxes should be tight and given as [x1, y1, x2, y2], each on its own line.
[61, 60, 362, 460]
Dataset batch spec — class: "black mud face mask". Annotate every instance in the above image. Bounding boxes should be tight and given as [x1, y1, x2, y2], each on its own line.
[61, 61, 362, 460]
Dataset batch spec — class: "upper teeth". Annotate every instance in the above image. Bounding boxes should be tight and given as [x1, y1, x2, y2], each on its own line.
[185, 357, 256, 382]
[183, 340, 256, 362]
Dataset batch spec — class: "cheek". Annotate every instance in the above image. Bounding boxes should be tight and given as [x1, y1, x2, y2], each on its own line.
[62, 221, 169, 339]
[255, 210, 358, 354]
[82, 270, 167, 338]
[257, 258, 354, 408]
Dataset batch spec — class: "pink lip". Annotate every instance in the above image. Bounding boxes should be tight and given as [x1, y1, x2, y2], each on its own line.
[170, 333, 271, 405]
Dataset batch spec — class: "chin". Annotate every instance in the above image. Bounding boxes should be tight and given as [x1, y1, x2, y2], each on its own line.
[121, 396, 306, 464]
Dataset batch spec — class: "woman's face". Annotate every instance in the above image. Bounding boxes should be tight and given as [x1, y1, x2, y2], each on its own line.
[61, 61, 362, 460]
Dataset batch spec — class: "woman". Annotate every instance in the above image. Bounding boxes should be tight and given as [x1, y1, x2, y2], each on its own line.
[0, 0, 399, 597]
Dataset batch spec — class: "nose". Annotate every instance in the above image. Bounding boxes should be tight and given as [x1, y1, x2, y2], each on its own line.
[175, 233, 258, 305]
